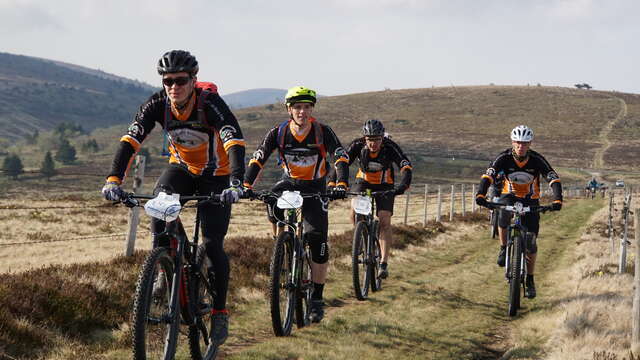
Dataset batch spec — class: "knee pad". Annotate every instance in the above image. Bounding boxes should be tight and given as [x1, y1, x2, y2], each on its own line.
[306, 232, 329, 264]
[526, 233, 538, 254]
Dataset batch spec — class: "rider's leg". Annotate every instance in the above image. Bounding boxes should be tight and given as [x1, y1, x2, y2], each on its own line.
[303, 195, 330, 296]
[199, 175, 232, 311]
[378, 210, 393, 263]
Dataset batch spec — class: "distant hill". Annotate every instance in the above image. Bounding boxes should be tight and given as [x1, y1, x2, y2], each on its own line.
[233, 85, 640, 173]
[0, 52, 156, 141]
[222, 88, 286, 109]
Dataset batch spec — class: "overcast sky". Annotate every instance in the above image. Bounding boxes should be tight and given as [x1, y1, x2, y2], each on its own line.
[1, 0, 638, 96]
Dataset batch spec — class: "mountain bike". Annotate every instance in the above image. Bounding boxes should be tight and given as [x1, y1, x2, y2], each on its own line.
[119, 191, 222, 360]
[485, 201, 554, 317]
[248, 190, 339, 336]
[348, 190, 389, 300]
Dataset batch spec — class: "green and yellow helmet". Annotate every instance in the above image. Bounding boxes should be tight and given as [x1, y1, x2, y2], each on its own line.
[285, 86, 317, 106]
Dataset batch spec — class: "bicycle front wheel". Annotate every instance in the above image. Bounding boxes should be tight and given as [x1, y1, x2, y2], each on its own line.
[188, 244, 218, 360]
[370, 220, 383, 292]
[508, 236, 523, 317]
[352, 221, 370, 300]
[132, 246, 178, 360]
[295, 241, 312, 328]
[270, 231, 296, 336]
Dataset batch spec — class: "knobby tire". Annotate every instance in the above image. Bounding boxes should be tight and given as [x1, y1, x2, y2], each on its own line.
[371, 220, 383, 292]
[132, 246, 178, 360]
[188, 244, 218, 360]
[508, 236, 523, 317]
[352, 221, 370, 300]
[270, 231, 296, 336]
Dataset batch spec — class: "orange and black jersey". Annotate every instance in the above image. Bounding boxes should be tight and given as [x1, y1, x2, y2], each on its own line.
[329, 136, 412, 191]
[107, 84, 245, 184]
[476, 148, 562, 202]
[244, 118, 349, 187]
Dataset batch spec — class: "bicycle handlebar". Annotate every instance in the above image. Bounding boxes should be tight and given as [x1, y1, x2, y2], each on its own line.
[345, 190, 395, 197]
[244, 189, 343, 202]
[484, 201, 555, 214]
[119, 192, 223, 208]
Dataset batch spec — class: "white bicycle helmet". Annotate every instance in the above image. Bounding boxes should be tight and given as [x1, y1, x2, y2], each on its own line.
[510, 125, 533, 142]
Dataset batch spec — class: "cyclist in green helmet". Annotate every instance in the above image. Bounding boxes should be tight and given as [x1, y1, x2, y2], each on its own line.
[244, 86, 349, 323]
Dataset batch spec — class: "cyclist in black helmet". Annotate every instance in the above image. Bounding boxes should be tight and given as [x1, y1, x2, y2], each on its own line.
[329, 119, 413, 279]
[101, 49, 245, 346]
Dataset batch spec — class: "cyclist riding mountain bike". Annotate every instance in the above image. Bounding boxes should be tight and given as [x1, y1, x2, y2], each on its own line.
[328, 119, 412, 279]
[101, 50, 245, 346]
[243, 86, 349, 323]
[475, 125, 562, 299]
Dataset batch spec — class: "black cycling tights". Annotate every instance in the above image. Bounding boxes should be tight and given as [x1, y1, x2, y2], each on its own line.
[150, 165, 231, 310]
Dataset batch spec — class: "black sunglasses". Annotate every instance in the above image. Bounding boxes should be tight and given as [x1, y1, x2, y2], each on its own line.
[162, 76, 191, 87]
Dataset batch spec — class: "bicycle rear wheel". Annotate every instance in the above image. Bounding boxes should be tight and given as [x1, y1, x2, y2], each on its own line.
[370, 220, 383, 292]
[295, 242, 312, 328]
[132, 246, 178, 360]
[508, 236, 523, 317]
[490, 210, 499, 239]
[352, 221, 370, 300]
[188, 244, 218, 360]
[270, 231, 296, 336]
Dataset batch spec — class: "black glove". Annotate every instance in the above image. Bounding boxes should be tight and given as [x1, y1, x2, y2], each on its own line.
[552, 201, 562, 211]
[331, 185, 347, 199]
[475, 196, 488, 208]
[394, 185, 407, 196]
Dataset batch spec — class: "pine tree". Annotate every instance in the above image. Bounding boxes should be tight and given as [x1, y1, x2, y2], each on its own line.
[55, 138, 77, 164]
[40, 151, 56, 181]
[2, 154, 24, 180]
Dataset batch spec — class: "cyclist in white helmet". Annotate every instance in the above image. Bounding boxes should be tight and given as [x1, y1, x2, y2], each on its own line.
[475, 125, 563, 299]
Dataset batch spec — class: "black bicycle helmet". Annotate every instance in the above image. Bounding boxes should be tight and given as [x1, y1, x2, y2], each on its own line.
[157, 50, 199, 76]
[362, 119, 385, 137]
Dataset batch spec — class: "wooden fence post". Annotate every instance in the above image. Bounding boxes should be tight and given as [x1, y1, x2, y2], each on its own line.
[472, 184, 476, 212]
[632, 209, 640, 351]
[461, 184, 466, 216]
[403, 191, 410, 225]
[436, 185, 442, 222]
[423, 184, 428, 227]
[450, 184, 455, 222]
[125, 155, 146, 257]
[619, 192, 632, 273]
[609, 192, 615, 257]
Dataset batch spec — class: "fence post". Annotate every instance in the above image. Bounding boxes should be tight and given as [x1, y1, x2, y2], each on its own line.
[450, 184, 455, 222]
[609, 192, 615, 257]
[125, 155, 146, 257]
[472, 184, 476, 212]
[436, 185, 442, 222]
[423, 184, 428, 227]
[633, 209, 640, 351]
[403, 191, 410, 225]
[461, 184, 466, 216]
[619, 192, 631, 273]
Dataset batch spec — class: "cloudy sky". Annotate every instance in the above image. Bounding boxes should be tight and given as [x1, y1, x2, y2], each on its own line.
[1, 0, 638, 96]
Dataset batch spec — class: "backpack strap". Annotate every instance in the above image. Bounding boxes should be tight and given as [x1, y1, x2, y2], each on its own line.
[311, 119, 326, 160]
[276, 120, 290, 166]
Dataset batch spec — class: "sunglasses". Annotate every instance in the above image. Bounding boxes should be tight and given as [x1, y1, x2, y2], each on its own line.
[162, 76, 191, 87]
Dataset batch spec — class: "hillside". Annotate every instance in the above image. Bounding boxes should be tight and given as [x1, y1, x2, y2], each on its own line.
[222, 88, 286, 109]
[0, 52, 157, 141]
[234, 86, 640, 174]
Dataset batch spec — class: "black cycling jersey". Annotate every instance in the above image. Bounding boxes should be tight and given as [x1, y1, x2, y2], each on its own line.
[328, 136, 412, 191]
[476, 148, 562, 202]
[107, 84, 245, 184]
[244, 118, 349, 187]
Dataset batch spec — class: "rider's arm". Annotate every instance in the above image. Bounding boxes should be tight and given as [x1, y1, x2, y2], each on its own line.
[244, 127, 278, 188]
[327, 138, 360, 187]
[107, 94, 162, 184]
[204, 92, 246, 184]
[476, 154, 506, 200]
[536, 154, 563, 203]
[323, 125, 349, 188]
[388, 139, 413, 193]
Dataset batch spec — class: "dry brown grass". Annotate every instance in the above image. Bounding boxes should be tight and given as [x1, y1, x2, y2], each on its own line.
[508, 192, 636, 359]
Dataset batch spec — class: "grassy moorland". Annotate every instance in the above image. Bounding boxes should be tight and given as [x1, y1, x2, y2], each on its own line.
[0, 197, 619, 359]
